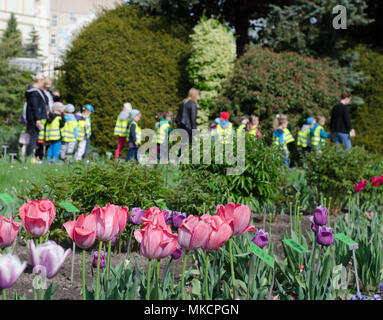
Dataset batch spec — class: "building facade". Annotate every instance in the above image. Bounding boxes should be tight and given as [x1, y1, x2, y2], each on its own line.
[0, 0, 121, 75]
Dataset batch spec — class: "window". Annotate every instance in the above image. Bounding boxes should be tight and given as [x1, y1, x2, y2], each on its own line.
[50, 34, 56, 46]
[52, 15, 57, 26]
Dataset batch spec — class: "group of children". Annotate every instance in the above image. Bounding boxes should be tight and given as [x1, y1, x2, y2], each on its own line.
[31, 102, 95, 163]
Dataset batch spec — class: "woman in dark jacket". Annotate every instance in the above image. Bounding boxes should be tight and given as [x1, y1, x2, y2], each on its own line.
[176, 88, 199, 143]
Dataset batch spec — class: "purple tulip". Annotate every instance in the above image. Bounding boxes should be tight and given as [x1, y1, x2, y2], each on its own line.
[313, 206, 328, 226]
[30, 240, 72, 279]
[129, 208, 146, 225]
[171, 246, 183, 260]
[309, 216, 319, 233]
[252, 229, 269, 249]
[172, 211, 186, 228]
[163, 210, 172, 224]
[0, 253, 27, 289]
[316, 226, 334, 246]
[92, 250, 106, 268]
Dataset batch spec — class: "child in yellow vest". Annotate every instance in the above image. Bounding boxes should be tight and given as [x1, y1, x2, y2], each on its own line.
[60, 104, 78, 161]
[246, 115, 261, 138]
[311, 115, 331, 151]
[126, 109, 142, 162]
[114, 103, 132, 162]
[272, 114, 294, 167]
[46, 102, 65, 163]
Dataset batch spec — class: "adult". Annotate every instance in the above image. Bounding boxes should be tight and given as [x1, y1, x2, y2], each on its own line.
[176, 88, 199, 143]
[25, 74, 48, 159]
[330, 92, 355, 151]
[43, 77, 55, 113]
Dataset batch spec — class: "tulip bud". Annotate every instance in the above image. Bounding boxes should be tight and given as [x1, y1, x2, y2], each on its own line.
[252, 229, 269, 249]
[0, 216, 21, 249]
[172, 211, 186, 229]
[92, 250, 106, 268]
[309, 216, 319, 233]
[313, 206, 328, 226]
[316, 226, 334, 246]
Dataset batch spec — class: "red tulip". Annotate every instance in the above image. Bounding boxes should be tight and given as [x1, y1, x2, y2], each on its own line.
[63, 214, 97, 249]
[19, 199, 55, 237]
[371, 176, 382, 187]
[178, 215, 211, 250]
[115, 206, 129, 237]
[0, 216, 21, 249]
[91, 203, 120, 241]
[134, 223, 178, 259]
[216, 203, 256, 236]
[199, 214, 233, 250]
[354, 179, 367, 193]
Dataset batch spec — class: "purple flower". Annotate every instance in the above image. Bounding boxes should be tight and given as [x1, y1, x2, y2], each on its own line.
[129, 208, 146, 225]
[316, 226, 334, 246]
[380, 283, 383, 294]
[111, 236, 117, 244]
[171, 246, 183, 260]
[30, 240, 72, 279]
[92, 250, 106, 268]
[163, 210, 172, 224]
[313, 206, 328, 226]
[0, 253, 27, 289]
[252, 229, 269, 249]
[373, 294, 382, 300]
[350, 292, 362, 300]
[172, 211, 186, 228]
[309, 216, 319, 233]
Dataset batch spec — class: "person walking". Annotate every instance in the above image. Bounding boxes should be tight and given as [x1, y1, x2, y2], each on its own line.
[311, 115, 331, 151]
[272, 115, 294, 168]
[114, 103, 132, 162]
[126, 109, 142, 162]
[176, 88, 199, 143]
[330, 92, 355, 151]
[297, 117, 316, 153]
[25, 74, 48, 162]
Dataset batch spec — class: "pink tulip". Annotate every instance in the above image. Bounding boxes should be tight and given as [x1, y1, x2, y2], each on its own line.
[63, 214, 97, 249]
[178, 215, 211, 250]
[91, 203, 120, 241]
[141, 207, 167, 229]
[216, 203, 256, 236]
[19, 199, 56, 237]
[0, 216, 21, 249]
[199, 214, 233, 251]
[134, 223, 178, 259]
[0, 254, 27, 289]
[115, 206, 129, 237]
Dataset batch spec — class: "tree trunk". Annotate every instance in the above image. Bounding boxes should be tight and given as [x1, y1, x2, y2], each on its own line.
[234, 3, 250, 57]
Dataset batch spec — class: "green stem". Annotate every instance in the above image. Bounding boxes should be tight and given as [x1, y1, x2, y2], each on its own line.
[310, 239, 318, 300]
[126, 227, 134, 260]
[181, 250, 189, 300]
[2, 289, 6, 300]
[95, 241, 103, 300]
[229, 238, 237, 300]
[248, 254, 255, 299]
[146, 259, 152, 300]
[82, 249, 86, 300]
[105, 240, 112, 294]
[155, 259, 160, 300]
[204, 251, 209, 300]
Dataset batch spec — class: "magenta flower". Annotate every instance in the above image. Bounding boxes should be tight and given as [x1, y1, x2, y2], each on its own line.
[129, 208, 146, 225]
[309, 216, 319, 233]
[316, 226, 334, 246]
[313, 206, 328, 226]
[355, 179, 367, 193]
[171, 246, 183, 260]
[163, 210, 172, 225]
[371, 177, 381, 187]
[172, 211, 186, 229]
[0, 254, 27, 289]
[92, 250, 106, 268]
[252, 229, 269, 249]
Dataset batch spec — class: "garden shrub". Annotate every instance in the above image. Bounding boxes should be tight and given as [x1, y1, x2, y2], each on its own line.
[304, 144, 383, 212]
[350, 45, 383, 155]
[214, 47, 343, 144]
[58, 5, 191, 152]
[187, 16, 236, 128]
[0, 125, 21, 154]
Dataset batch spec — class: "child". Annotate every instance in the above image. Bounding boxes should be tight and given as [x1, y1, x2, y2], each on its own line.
[60, 104, 78, 161]
[212, 111, 233, 145]
[236, 115, 249, 136]
[126, 109, 142, 162]
[311, 115, 331, 150]
[114, 103, 132, 162]
[155, 111, 173, 161]
[246, 115, 261, 138]
[46, 102, 65, 163]
[81, 104, 95, 160]
[272, 114, 294, 167]
[297, 117, 316, 152]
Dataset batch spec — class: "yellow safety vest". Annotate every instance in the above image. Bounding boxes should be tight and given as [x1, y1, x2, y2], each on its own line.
[114, 116, 129, 137]
[127, 120, 142, 145]
[155, 121, 170, 144]
[45, 116, 62, 141]
[283, 128, 294, 144]
[311, 125, 324, 147]
[62, 119, 77, 142]
[212, 123, 233, 145]
[247, 125, 258, 136]
[297, 129, 311, 148]
[38, 119, 47, 141]
[236, 124, 246, 136]
[77, 119, 86, 141]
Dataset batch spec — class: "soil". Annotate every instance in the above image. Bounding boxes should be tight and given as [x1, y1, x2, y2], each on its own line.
[5, 213, 337, 300]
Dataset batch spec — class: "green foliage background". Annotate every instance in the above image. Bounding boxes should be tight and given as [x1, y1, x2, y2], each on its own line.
[58, 5, 191, 152]
[214, 47, 344, 143]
